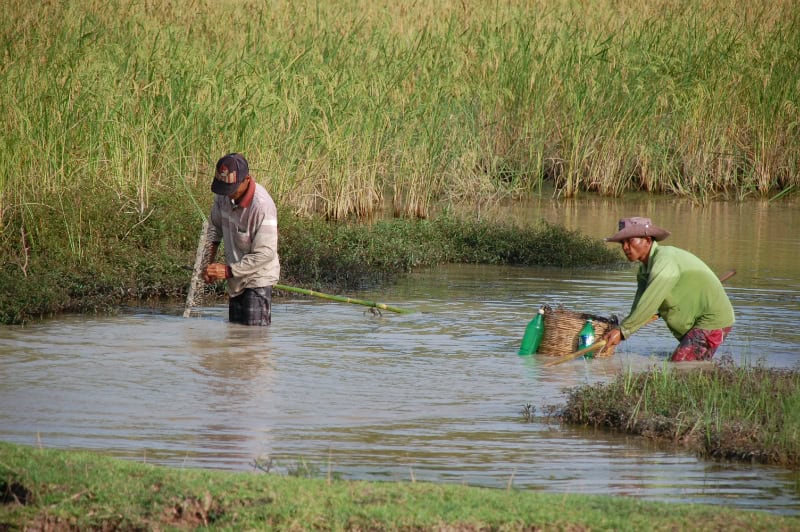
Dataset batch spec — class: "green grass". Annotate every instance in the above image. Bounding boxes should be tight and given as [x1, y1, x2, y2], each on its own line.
[1, 0, 797, 321]
[1, 0, 798, 225]
[561, 357, 800, 467]
[1, 441, 797, 530]
[0, 211, 619, 324]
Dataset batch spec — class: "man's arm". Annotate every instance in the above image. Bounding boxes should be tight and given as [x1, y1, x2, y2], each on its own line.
[202, 241, 229, 283]
[619, 261, 680, 338]
[203, 201, 227, 283]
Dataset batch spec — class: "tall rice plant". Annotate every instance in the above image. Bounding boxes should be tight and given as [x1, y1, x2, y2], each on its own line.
[1, 0, 798, 271]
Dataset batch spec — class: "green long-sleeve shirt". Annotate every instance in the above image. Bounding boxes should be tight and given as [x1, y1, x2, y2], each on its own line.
[620, 242, 735, 340]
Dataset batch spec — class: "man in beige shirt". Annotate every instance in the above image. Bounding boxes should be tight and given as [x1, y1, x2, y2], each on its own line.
[203, 153, 280, 325]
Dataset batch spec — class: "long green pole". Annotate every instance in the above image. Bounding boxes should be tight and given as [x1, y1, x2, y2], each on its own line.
[183, 222, 412, 315]
[274, 284, 413, 314]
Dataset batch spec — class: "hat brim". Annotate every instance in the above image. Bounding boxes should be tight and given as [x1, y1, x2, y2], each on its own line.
[605, 226, 670, 243]
[211, 179, 240, 196]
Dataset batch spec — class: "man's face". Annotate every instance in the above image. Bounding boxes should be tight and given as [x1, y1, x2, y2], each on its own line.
[228, 176, 250, 201]
[621, 236, 652, 263]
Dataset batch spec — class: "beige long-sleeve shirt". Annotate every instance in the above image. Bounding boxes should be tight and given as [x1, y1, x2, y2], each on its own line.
[207, 182, 280, 297]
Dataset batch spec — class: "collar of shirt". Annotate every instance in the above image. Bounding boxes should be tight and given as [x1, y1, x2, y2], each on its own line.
[234, 179, 256, 209]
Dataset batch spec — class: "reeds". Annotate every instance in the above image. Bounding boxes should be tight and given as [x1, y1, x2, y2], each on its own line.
[1, 0, 798, 233]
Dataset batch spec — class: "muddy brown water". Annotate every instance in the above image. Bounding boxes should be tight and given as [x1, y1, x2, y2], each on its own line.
[1, 196, 798, 514]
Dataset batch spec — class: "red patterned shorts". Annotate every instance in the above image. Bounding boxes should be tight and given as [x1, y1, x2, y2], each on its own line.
[671, 326, 732, 362]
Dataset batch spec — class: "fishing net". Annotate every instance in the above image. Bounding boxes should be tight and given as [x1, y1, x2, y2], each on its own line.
[183, 220, 214, 317]
[538, 305, 619, 357]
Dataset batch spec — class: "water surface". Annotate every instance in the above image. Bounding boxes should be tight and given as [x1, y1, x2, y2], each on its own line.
[1, 196, 798, 515]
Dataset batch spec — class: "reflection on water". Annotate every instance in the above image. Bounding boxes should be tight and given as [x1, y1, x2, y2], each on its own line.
[1, 196, 799, 515]
[482, 194, 800, 294]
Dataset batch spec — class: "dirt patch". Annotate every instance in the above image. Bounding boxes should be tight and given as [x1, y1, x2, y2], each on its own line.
[162, 492, 223, 529]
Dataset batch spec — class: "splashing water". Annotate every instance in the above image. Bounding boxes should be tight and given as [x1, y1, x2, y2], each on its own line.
[183, 220, 211, 318]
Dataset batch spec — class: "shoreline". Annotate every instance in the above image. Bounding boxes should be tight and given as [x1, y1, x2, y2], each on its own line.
[1, 441, 797, 529]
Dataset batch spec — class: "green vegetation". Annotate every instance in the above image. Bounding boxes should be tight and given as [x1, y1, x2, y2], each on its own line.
[2, 0, 798, 224]
[0, 214, 619, 324]
[1, 0, 798, 321]
[561, 357, 800, 467]
[279, 214, 619, 288]
[2, 442, 797, 531]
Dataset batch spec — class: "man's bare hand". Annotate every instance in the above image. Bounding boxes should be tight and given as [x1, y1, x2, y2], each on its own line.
[603, 328, 623, 350]
[203, 263, 228, 283]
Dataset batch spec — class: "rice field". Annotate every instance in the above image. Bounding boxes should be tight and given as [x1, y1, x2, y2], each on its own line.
[1, 0, 798, 224]
[0, 0, 797, 319]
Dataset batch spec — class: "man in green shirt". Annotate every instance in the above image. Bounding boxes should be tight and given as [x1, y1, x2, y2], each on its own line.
[602, 217, 735, 361]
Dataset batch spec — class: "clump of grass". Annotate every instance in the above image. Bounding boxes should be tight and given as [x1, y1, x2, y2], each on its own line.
[0, 200, 617, 324]
[278, 214, 620, 292]
[0, 183, 213, 324]
[561, 357, 800, 467]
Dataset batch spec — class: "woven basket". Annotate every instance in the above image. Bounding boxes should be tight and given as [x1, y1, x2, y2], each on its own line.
[538, 306, 618, 357]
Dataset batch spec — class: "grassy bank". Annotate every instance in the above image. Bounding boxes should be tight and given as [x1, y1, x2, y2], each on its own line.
[2, 0, 799, 225]
[0, 213, 619, 324]
[2, 0, 798, 320]
[561, 358, 800, 468]
[1, 442, 797, 530]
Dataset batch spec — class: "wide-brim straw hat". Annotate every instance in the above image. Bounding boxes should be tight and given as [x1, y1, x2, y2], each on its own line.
[605, 217, 671, 243]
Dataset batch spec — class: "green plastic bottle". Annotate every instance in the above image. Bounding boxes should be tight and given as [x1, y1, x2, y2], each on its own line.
[578, 319, 596, 358]
[518, 307, 546, 356]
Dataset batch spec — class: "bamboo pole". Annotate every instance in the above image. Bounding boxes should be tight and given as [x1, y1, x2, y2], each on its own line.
[183, 220, 412, 316]
[275, 284, 413, 314]
[543, 340, 607, 367]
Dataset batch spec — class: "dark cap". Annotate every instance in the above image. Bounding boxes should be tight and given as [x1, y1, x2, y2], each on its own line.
[211, 153, 249, 196]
